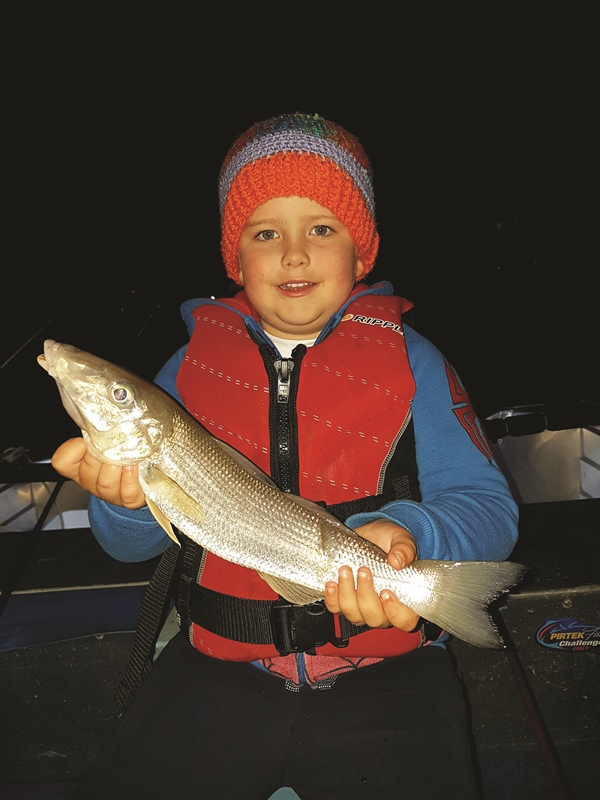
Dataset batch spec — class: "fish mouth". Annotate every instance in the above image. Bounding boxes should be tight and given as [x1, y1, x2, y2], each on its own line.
[37, 340, 89, 431]
[37, 339, 59, 375]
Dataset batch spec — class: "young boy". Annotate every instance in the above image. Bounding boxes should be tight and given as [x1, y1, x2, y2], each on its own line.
[53, 112, 519, 799]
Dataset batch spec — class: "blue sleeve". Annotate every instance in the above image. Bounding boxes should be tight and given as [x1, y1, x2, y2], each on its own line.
[87, 345, 188, 562]
[153, 345, 187, 398]
[345, 326, 519, 562]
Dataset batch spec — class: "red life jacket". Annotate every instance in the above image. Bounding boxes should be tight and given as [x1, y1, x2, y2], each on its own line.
[175, 284, 426, 660]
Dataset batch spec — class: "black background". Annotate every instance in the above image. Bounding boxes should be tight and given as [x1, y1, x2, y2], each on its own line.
[2, 2, 598, 458]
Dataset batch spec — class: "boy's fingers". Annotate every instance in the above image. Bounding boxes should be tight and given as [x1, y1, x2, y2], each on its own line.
[387, 542, 415, 570]
[120, 465, 146, 508]
[335, 566, 360, 620]
[380, 591, 420, 631]
[94, 462, 125, 504]
[324, 581, 341, 614]
[356, 568, 389, 628]
[325, 567, 418, 631]
[51, 437, 87, 479]
[334, 567, 388, 628]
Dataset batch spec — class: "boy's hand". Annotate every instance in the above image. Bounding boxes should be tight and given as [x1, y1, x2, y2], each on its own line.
[51, 437, 146, 509]
[324, 519, 421, 632]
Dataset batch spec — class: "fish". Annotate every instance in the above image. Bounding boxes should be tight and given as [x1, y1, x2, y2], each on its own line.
[38, 339, 527, 649]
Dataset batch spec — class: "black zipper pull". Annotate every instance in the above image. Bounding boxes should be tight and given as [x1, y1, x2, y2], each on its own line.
[274, 359, 294, 404]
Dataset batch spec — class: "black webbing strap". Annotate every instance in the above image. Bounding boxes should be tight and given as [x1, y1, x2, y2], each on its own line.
[185, 583, 369, 652]
[186, 584, 276, 643]
[115, 542, 181, 712]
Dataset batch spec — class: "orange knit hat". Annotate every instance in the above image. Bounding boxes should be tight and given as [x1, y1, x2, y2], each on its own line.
[219, 113, 379, 284]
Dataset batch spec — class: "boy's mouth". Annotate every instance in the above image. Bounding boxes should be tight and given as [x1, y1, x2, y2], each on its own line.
[278, 282, 315, 291]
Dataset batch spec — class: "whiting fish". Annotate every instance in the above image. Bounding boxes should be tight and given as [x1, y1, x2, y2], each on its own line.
[38, 340, 527, 649]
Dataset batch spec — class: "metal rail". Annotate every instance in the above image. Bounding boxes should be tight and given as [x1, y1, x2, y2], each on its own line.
[0, 463, 68, 619]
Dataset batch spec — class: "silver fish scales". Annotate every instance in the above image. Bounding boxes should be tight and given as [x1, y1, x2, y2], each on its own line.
[39, 339, 527, 648]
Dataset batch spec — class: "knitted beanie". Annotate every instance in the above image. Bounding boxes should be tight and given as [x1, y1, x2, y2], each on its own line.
[219, 112, 379, 284]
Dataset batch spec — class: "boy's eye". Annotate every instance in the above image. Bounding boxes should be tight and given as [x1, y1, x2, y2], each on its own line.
[256, 229, 279, 241]
[312, 225, 333, 237]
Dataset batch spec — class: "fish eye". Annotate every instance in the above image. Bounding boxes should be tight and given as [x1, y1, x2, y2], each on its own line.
[110, 383, 134, 406]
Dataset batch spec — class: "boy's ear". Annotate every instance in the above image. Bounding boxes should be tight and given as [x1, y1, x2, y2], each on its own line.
[354, 256, 365, 281]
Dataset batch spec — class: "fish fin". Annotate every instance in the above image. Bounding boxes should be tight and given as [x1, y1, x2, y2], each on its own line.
[213, 439, 279, 487]
[142, 464, 207, 525]
[146, 497, 181, 546]
[416, 560, 528, 649]
[258, 572, 323, 605]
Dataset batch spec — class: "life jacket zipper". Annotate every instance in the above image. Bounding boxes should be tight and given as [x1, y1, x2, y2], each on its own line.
[258, 343, 306, 494]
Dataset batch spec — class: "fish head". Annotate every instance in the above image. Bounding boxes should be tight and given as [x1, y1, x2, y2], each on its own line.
[38, 340, 173, 465]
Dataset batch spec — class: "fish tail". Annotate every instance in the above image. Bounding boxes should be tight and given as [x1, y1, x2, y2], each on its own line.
[422, 560, 527, 649]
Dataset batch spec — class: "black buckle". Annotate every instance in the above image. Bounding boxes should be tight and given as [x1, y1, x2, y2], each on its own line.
[270, 599, 350, 655]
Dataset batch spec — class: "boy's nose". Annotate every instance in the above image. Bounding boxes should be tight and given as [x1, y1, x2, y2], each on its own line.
[282, 243, 308, 268]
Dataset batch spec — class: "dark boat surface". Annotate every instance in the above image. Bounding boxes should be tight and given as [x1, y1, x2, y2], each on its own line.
[2, 403, 600, 799]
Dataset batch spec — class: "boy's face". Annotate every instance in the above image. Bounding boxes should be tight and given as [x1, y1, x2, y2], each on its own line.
[238, 196, 364, 340]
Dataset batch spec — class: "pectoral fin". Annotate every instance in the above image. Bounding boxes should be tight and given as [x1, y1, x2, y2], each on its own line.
[146, 497, 181, 546]
[141, 460, 323, 605]
[142, 464, 207, 546]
